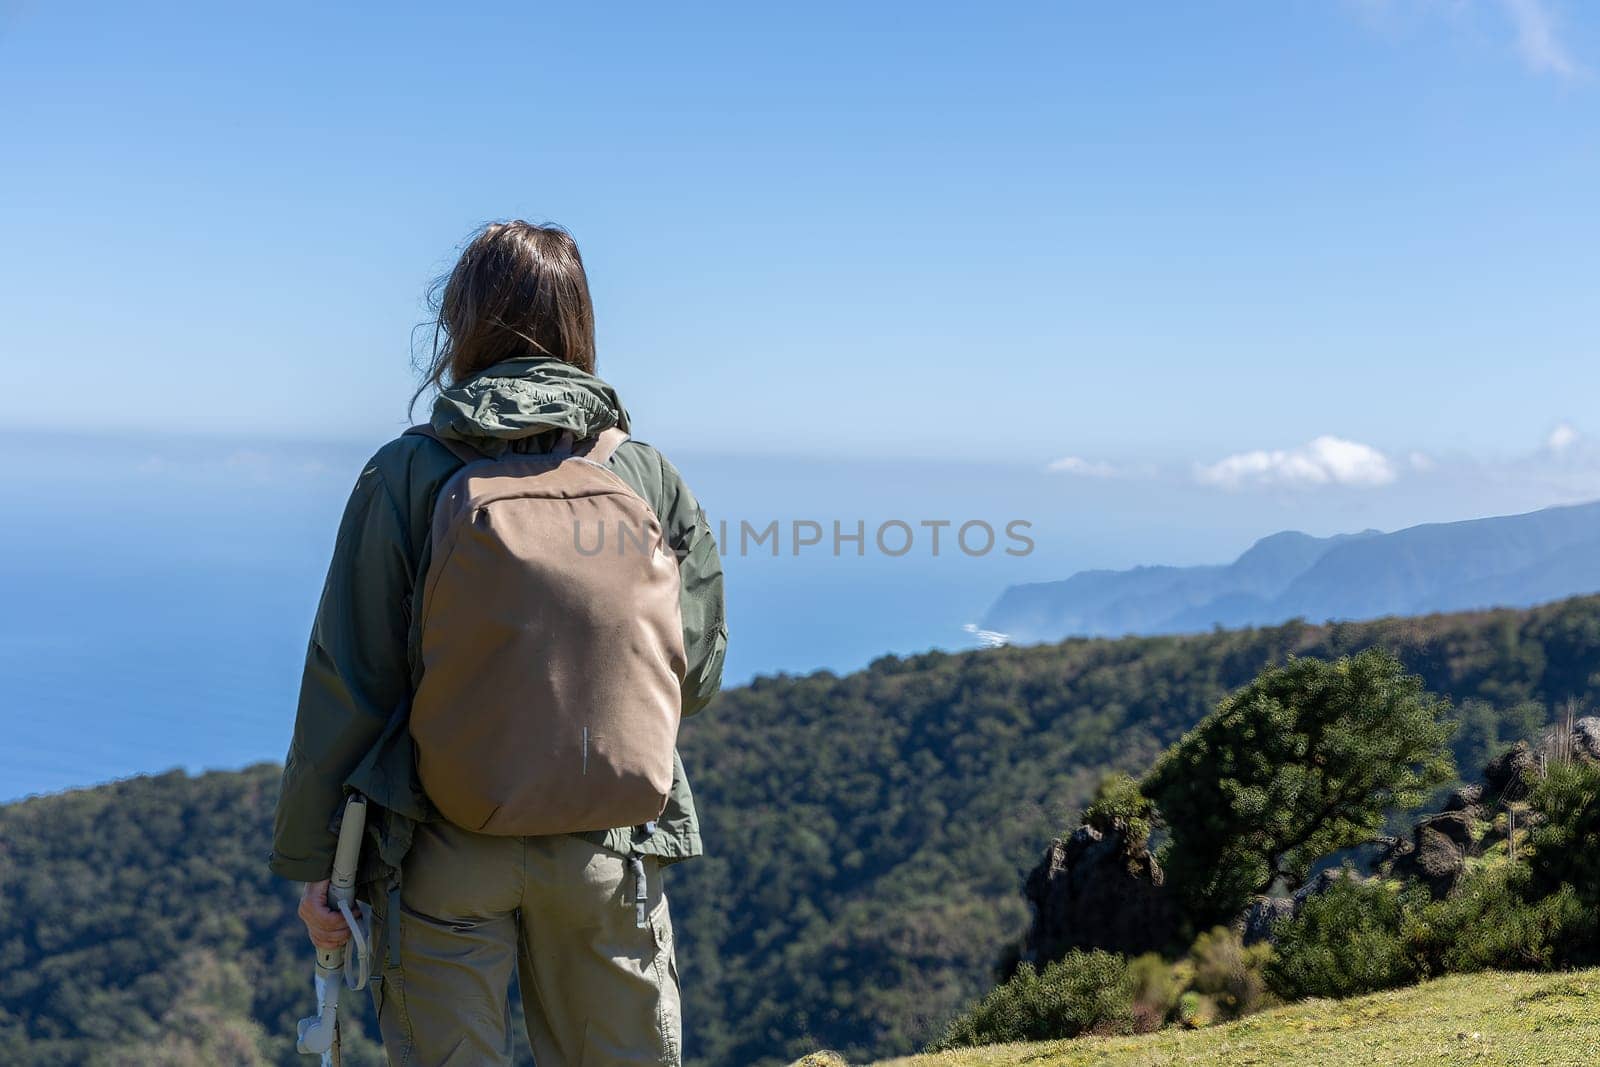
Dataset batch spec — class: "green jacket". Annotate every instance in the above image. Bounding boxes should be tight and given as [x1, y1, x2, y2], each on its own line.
[269, 358, 727, 882]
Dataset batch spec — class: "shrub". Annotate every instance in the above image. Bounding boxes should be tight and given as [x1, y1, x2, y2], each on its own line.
[1268, 877, 1418, 999]
[930, 951, 1136, 1050]
[1176, 990, 1213, 1028]
[1405, 864, 1580, 974]
[1526, 759, 1600, 955]
[1271, 861, 1579, 1002]
[1082, 773, 1157, 850]
[1187, 927, 1274, 1019]
[1126, 952, 1181, 1032]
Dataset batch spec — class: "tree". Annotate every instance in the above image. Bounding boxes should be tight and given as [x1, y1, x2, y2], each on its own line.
[1526, 759, 1600, 957]
[1143, 649, 1456, 926]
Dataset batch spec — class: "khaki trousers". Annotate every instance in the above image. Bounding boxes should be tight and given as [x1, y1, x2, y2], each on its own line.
[372, 821, 681, 1066]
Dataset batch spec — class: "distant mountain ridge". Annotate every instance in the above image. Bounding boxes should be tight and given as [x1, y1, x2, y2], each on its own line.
[984, 501, 1600, 643]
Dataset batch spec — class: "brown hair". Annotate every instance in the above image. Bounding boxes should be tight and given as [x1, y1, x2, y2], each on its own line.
[414, 221, 597, 409]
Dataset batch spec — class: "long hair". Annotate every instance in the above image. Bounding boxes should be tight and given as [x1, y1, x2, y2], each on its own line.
[412, 221, 597, 412]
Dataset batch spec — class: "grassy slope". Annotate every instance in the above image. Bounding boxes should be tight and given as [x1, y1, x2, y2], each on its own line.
[866, 968, 1600, 1067]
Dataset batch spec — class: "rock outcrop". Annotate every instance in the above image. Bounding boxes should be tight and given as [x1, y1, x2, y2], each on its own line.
[1379, 736, 1579, 899]
[1442, 783, 1484, 815]
[1236, 868, 1363, 946]
[1391, 810, 1480, 897]
[1571, 716, 1600, 763]
[1485, 741, 1538, 803]
[1237, 895, 1296, 946]
[1021, 822, 1182, 962]
[1030, 721, 1599, 962]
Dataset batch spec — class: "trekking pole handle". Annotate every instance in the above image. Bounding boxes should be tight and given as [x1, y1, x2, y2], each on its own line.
[330, 795, 367, 897]
[297, 795, 370, 1059]
[328, 795, 370, 989]
[309, 796, 367, 972]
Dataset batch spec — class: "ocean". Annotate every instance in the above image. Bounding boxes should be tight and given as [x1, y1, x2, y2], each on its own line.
[0, 430, 1082, 800]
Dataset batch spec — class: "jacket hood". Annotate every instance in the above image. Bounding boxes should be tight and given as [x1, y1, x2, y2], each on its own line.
[429, 357, 632, 447]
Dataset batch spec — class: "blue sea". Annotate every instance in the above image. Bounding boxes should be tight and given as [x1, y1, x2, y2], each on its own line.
[1, 430, 1110, 801]
[9, 426, 1552, 802]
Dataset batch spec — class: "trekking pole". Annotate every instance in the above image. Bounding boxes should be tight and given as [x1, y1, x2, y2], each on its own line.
[296, 795, 372, 1066]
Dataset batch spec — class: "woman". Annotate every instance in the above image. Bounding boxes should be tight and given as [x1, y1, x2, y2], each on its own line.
[270, 221, 728, 1066]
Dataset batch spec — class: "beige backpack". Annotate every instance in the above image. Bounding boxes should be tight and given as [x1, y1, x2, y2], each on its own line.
[404, 424, 687, 836]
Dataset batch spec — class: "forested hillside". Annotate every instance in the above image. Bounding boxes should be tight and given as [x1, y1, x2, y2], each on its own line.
[6, 597, 1600, 1066]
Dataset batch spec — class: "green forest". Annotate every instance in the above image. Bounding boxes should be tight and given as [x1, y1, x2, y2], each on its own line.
[5, 596, 1600, 1066]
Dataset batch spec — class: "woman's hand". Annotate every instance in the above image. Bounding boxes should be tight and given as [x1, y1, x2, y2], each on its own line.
[298, 879, 357, 950]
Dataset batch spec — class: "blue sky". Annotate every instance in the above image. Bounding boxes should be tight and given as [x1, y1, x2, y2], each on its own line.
[3, 1, 1600, 574]
[2, 2, 1599, 793]
[3, 1, 1595, 468]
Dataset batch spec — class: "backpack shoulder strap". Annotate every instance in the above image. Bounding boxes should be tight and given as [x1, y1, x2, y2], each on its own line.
[577, 426, 629, 466]
[403, 423, 487, 466]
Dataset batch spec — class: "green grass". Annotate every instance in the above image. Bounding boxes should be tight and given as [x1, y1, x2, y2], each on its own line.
[848, 968, 1600, 1067]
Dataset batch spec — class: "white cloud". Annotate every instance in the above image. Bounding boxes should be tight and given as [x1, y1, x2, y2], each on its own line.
[1047, 455, 1121, 478]
[1349, 0, 1584, 81]
[1546, 421, 1581, 454]
[1499, 0, 1583, 80]
[1409, 450, 1437, 472]
[1196, 436, 1399, 491]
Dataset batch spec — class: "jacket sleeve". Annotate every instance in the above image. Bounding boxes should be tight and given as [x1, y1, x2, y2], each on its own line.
[270, 459, 416, 881]
[658, 456, 728, 717]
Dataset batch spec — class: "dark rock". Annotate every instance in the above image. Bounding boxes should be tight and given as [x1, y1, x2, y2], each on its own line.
[1022, 823, 1182, 963]
[1573, 717, 1600, 763]
[1381, 743, 1554, 899]
[1234, 869, 1364, 947]
[1417, 810, 1478, 854]
[1412, 823, 1468, 897]
[1385, 812, 1478, 899]
[1484, 742, 1537, 803]
[1237, 895, 1295, 946]
[1378, 836, 1415, 870]
[1293, 867, 1358, 908]
[1442, 783, 1485, 816]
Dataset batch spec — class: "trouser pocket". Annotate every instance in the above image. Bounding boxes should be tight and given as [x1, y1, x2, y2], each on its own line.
[649, 896, 682, 1065]
[383, 821, 525, 1066]
[390, 903, 519, 1065]
[519, 841, 682, 1067]
[369, 900, 416, 1062]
